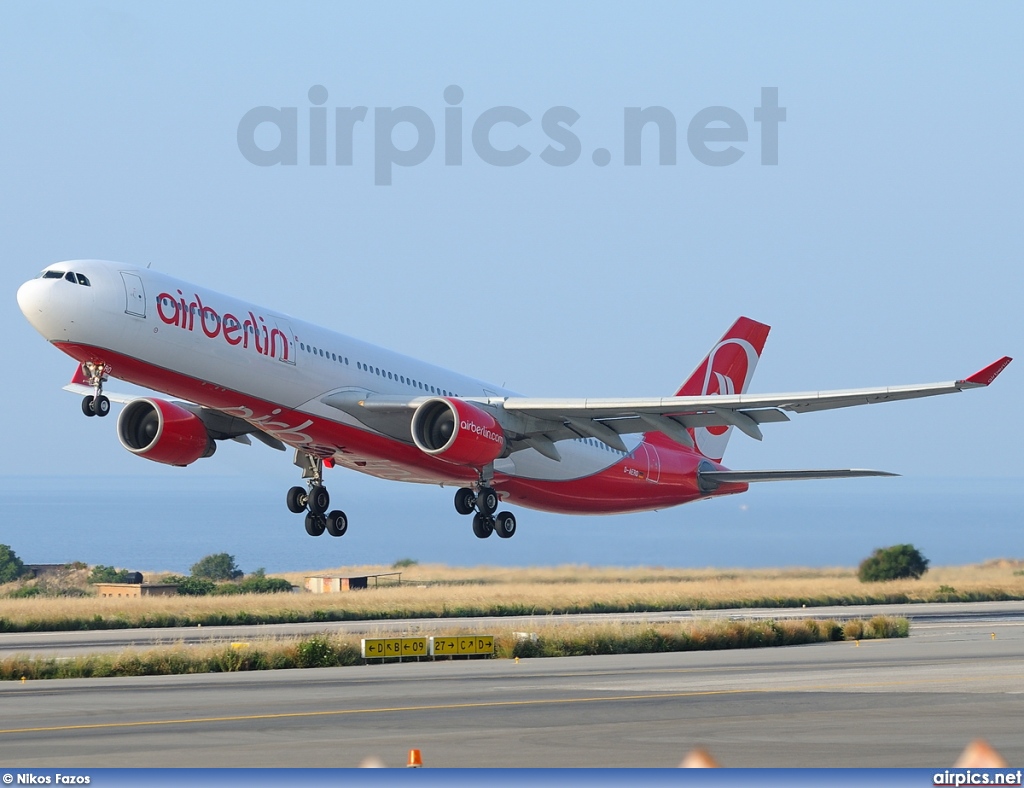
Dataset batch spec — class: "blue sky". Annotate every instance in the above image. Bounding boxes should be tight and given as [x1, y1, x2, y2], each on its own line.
[1, 2, 1021, 566]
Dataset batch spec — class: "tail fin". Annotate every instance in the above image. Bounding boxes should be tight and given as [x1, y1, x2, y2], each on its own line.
[646, 317, 771, 462]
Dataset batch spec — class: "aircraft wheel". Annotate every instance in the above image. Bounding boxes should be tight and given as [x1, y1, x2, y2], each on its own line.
[81, 396, 96, 417]
[454, 487, 476, 515]
[304, 513, 326, 537]
[325, 510, 348, 537]
[472, 513, 494, 539]
[494, 511, 516, 539]
[307, 485, 330, 515]
[478, 487, 499, 516]
[94, 395, 110, 417]
[286, 486, 307, 514]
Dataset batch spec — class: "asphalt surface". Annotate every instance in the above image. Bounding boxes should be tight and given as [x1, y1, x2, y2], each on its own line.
[0, 604, 1022, 767]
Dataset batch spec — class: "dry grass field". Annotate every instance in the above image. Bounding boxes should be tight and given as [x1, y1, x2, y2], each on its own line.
[0, 616, 909, 680]
[1, 560, 1021, 632]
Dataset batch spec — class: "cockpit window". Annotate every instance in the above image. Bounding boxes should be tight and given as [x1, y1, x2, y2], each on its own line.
[41, 269, 91, 286]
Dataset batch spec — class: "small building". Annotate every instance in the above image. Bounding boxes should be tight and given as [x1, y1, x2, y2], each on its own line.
[95, 583, 179, 598]
[23, 564, 74, 579]
[304, 572, 401, 593]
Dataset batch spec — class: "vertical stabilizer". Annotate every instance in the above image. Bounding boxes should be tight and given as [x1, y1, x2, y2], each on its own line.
[646, 317, 770, 462]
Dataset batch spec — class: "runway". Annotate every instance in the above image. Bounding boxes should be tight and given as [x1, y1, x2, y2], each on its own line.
[1, 608, 1022, 767]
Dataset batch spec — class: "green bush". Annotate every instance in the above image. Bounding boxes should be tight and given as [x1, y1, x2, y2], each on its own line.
[235, 571, 293, 594]
[164, 569, 292, 596]
[213, 571, 294, 595]
[88, 565, 131, 584]
[858, 544, 929, 582]
[0, 545, 26, 584]
[190, 553, 243, 581]
[164, 575, 216, 596]
[296, 635, 338, 668]
[7, 585, 41, 598]
[392, 558, 418, 569]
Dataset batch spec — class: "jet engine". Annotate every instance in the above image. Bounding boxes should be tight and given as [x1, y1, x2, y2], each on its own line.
[117, 398, 216, 467]
[411, 398, 506, 468]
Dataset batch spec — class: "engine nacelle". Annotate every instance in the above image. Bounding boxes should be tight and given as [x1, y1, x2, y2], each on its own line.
[411, 398, 505, 468]
[117, 398, 215, 467]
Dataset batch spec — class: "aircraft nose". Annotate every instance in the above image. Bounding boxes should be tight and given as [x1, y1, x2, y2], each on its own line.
[17, 277, 50, 325]
[17, 276, 71, 341]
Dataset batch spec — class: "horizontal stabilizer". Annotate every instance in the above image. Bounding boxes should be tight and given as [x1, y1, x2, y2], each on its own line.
[700, 468, 899, 485]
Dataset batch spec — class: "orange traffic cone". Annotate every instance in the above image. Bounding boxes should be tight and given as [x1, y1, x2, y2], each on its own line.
[955, 740, 1007, 768]
[407, 748, 424, 768]
[680, 747, 720, 768]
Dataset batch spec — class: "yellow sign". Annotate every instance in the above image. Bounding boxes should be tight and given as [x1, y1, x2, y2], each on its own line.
[401, 638, 428, 657]
[361, 637, 428, 659]
[363, 635, 494, 659]
[430, 635, 494, 656]
[430, 637, 459, 656]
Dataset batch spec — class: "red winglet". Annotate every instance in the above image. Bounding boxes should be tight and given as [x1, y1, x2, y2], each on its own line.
[964, 356, 1012, 386]
[69, 363, 89, 386]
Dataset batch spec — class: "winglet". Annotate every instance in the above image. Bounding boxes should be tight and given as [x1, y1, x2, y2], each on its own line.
[962, 356, 1012, 387]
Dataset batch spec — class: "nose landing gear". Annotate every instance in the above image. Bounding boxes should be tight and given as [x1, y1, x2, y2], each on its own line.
[288, 451, 347, 538]
[79, 362, 110, 418]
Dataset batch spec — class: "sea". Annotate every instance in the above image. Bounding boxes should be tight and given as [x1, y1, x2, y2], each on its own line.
[1, 474, 1020, 575]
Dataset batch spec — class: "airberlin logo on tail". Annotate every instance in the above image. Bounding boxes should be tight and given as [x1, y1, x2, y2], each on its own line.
[156, 291, 291, 361]
[693, 337, 759, 461]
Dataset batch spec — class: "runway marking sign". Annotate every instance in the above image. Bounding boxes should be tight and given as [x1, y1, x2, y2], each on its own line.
[361, 637, 428, 659]
[430, 637, 459, 656]
[361, 635, 494, 659]
[430, 636, 494, 656]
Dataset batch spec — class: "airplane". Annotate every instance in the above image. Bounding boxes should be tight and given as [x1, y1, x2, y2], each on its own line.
[17, 259, 1011, 541]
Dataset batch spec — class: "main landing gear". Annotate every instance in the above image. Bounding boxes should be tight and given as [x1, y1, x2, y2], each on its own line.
[287, 451, 347, 538]
[80, 362, 110, 418]
[454, 482, 516, 540]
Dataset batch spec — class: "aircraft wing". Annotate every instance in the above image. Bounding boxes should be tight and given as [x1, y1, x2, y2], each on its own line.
[63, 382, 286, 450]
[323, 357, 1010, 458]
[63, 382, 136, 404]
[496, 356, 1013, 450]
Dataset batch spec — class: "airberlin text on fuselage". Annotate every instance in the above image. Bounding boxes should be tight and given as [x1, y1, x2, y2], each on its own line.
[461, 419, 503, 445]
[156, 291, 290, 361]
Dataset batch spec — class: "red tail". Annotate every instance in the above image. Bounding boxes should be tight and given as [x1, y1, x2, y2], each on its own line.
[646, 317, 770, 462]
[675, 317, 770, 398]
